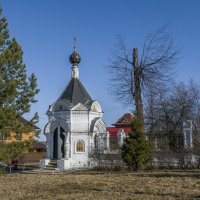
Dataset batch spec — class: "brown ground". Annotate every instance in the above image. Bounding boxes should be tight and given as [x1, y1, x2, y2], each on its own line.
[0, 170, 200, 200]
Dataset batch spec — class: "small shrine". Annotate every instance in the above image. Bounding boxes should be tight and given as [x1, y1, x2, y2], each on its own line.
[43, 38, 109, 170]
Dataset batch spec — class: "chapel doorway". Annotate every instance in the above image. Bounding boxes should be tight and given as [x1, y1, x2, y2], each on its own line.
[53, 128, 58, 159]
[60, 127, 65, 158]
[53, 127, 65, 159]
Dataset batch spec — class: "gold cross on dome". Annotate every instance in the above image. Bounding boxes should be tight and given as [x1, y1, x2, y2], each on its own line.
[74, 36, 76, 52]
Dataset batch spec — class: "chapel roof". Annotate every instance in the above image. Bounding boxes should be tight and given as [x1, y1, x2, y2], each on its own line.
[58, 38, 93, 107]
[58, 77, 93, 106]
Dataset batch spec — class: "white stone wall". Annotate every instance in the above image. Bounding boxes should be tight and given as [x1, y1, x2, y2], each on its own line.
[71, 111, 89, 133]
[44, 100, 109, 170]
[70, 133, 89, 167]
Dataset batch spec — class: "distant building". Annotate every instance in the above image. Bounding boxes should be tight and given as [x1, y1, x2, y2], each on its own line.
[107, 113, 133, 149]
[32, 141, 46, 152]
[0, 117, 40, 143]
[107, 113, 186, 151]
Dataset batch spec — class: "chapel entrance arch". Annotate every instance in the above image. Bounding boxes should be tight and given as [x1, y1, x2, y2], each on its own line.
[53, 126, 66, 159]
[53, 128, 58, 159]
[60, 127, 65, 158]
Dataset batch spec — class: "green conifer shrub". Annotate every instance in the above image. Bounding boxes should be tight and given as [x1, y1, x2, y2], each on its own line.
[121, 118, 152, 171]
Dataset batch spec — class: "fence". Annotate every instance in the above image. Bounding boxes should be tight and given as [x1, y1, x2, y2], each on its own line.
[89, 150, 200, 170]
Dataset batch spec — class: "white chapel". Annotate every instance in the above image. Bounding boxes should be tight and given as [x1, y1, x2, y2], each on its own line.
[43, 39, 109, 170]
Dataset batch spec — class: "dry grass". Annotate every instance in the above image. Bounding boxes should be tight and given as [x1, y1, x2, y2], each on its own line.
[0, 170, 200, 200]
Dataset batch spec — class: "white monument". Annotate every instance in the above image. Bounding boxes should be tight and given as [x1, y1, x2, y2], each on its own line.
[43, 38, 109, 170]
[183, 120, 193, 149]
[117, 128, 126, 146]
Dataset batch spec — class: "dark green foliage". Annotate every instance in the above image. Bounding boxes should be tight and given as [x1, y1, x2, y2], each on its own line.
[121, 118, 152, 171]
[0, 141, 31, 162]
[0, 7, 39, 136]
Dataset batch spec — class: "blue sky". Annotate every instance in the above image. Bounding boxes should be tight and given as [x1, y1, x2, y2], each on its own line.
[0, 0, 200, 140]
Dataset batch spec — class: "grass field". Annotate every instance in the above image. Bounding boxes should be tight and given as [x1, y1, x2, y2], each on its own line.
[0, 170, 200, 200]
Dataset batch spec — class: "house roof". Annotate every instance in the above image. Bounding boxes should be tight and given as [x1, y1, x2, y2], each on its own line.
[58, 78, 93, 106]
[33, 141, 46, 150]
[106, 113, 133, 139]
[112, 113, 134, 127]
[19, 117, 40, 130]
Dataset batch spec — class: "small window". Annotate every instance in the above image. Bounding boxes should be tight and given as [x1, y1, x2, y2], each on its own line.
[0, 133, 8, 140]
[0, 133, 4, 140]
[16, 133, 22, 140]
[76, 140, 85, 152]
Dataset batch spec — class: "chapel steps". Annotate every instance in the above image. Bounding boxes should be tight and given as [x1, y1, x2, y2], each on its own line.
[45, 160, 57, 170]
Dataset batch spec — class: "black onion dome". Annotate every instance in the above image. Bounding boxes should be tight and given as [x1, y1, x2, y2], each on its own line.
[69, 51, 81, 65]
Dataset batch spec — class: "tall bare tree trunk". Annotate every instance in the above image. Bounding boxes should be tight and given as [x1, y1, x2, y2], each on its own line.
[133, 48, 144, 124]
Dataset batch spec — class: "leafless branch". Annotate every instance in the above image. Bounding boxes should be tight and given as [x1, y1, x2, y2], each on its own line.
[107, 25, 180, 110]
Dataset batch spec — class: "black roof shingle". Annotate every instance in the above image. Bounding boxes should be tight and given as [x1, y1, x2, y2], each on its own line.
[58, 78, 92, 106]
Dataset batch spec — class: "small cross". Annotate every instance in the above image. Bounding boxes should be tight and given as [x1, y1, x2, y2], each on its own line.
[74, 36, 76, 52]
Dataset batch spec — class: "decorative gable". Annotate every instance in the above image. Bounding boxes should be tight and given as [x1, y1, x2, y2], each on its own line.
[71, 103, 88, 111]
[90, 101, 102, 113]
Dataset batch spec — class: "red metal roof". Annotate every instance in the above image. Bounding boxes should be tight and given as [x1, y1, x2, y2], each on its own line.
[112, 113, 134, 127]
[107, 113, 133, 140]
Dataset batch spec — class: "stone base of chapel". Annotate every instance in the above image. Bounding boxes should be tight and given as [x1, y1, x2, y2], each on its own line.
[40, 158, 89, 171]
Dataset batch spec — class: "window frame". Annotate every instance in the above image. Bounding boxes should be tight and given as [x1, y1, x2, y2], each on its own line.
[75, 140, 85, 153]
[15, 132, 22, 140]
[0, 133, 9, 140]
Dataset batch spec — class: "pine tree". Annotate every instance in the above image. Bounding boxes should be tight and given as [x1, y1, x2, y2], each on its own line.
[0, 141, 31, 162]
[121, 118, 152, 171]
[0, 7, 39, 136]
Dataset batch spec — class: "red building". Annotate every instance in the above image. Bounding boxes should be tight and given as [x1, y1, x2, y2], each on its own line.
[106, 113, 133, 149]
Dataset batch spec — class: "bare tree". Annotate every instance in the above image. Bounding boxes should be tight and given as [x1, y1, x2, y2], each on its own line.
[144, 81, 200, 167]
[108, 25, 179, 123]
[145, 81, 200, 149]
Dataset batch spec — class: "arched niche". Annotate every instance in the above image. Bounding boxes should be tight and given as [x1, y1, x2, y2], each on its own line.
[44, 118, 69, 135]
[90, 101, 102, 113]
[90, 118, 106, 137]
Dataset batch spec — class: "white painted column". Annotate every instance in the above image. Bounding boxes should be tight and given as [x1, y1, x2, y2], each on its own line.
[57, 126, 61, 159]
[64, 132, 70, 159]
[46, 135, 51, 159]
[68, 131, 73, 160]
[50, 132, 53, 159]
[89, 136, 93, 153]
[72, 65, 79, 78]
